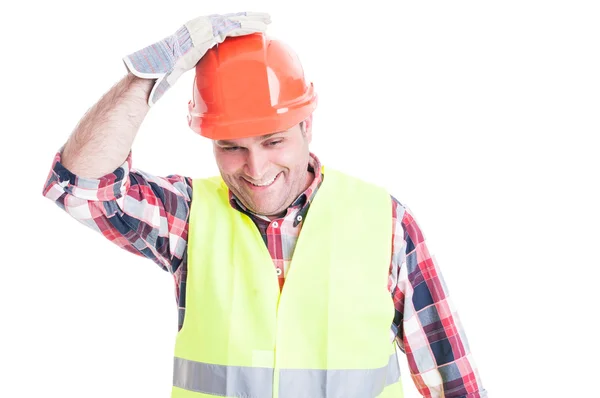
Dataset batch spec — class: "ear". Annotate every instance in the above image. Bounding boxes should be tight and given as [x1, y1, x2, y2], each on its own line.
[303, 114, 313, 143]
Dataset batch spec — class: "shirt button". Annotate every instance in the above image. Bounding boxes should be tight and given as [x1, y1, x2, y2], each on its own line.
[296, 215, 303, 222]
[276, 268, 282, 276]
[272, 221, 279, 228]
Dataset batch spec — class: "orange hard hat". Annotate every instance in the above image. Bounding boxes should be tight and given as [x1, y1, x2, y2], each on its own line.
[187, 33, 317, 140]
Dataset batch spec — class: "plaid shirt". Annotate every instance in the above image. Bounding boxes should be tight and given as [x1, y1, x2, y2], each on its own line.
[43, 149, 487, 397]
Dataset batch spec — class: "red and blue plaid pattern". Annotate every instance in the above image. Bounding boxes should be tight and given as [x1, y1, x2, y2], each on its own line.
[42, 149, 487, 397]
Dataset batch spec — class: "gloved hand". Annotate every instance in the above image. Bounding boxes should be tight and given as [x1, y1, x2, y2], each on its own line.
[123, 12, 271, 106]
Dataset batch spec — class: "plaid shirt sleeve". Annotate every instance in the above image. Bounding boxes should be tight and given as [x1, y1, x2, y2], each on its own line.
[390, 197, 487, 397]
[41, 149, 193, 275]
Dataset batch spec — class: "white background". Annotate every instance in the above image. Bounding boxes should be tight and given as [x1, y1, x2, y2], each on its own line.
[1, 1, 599, 397]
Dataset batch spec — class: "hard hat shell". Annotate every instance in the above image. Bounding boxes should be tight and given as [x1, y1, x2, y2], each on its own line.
[187, 33, 317, 140]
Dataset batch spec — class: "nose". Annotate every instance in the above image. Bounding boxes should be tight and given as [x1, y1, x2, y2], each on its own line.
[244, 150, 268, 180]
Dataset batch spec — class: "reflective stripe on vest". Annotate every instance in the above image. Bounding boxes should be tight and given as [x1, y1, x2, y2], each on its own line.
[279, 352, 401, 398]
[173, 352, 400, 398]
[173, 357, 274, 397]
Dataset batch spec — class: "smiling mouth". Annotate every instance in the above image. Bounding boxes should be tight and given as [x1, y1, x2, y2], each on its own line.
[243, 172, 281, 188]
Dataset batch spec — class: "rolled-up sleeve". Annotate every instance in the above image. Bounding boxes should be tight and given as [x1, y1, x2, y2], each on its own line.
[42, 149, 193, 275]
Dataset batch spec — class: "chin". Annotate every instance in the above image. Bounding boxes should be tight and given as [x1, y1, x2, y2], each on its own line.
[252, 204, 280, 216]
[249, 200, 287, 217]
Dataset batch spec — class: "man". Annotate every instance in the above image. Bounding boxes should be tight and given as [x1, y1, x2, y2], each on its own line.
[42, 12, 487, 398]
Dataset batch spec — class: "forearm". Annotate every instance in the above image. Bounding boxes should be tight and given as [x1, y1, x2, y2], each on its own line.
[61, 73, 152, 178]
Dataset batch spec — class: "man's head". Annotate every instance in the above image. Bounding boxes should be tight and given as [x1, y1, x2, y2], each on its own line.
[213, 118, 313, 218]
[188, 32, 318, 217]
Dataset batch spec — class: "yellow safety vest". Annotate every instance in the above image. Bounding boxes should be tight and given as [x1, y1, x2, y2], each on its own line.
[172, 166, 404, 398]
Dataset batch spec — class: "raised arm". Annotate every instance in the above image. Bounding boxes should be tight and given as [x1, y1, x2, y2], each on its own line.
[61, 73, 151, 178]
[43, 12, 272, 273]
[61, 11, 271, 178]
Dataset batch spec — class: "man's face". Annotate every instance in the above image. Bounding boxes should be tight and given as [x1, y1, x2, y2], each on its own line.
[213, 122, 312, 218]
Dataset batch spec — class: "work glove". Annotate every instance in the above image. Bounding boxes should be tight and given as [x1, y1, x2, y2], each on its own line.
[123, 12, 271, 106]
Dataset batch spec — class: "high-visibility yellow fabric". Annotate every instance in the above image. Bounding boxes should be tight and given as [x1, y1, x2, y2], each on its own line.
[172, 166, 403, 397]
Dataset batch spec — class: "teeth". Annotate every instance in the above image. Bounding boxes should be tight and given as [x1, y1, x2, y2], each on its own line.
[249, 174, 277, 187]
